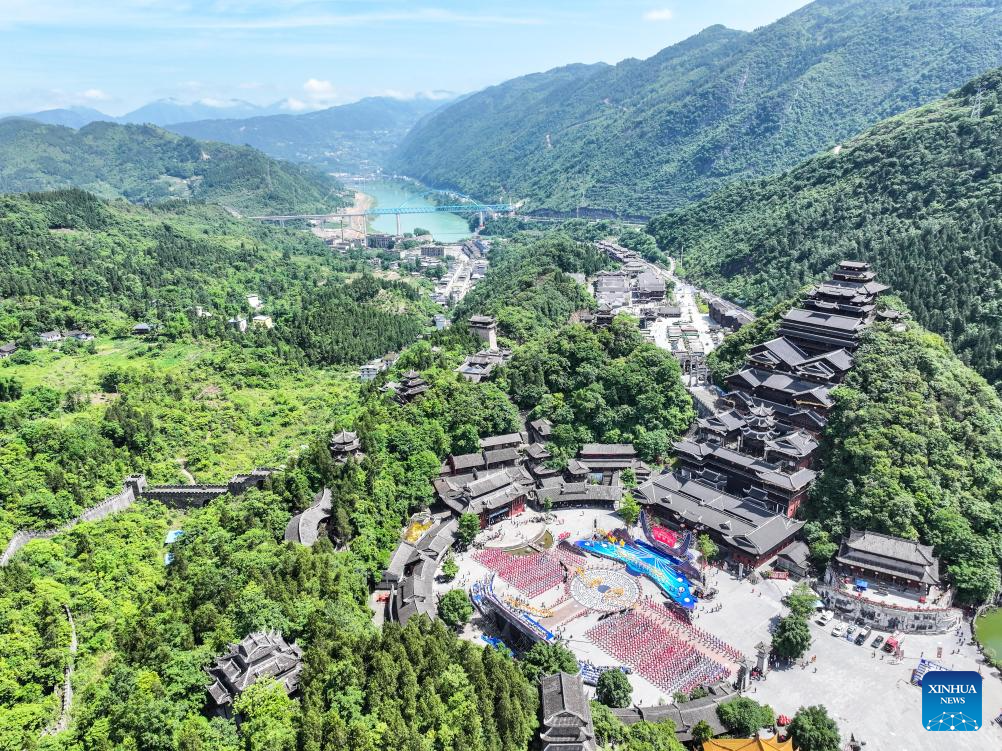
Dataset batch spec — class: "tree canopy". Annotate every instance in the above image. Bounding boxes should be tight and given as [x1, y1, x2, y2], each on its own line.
[716, 697, 776, 737]
[650, 66, 1002, 390]
[595, 669, 632, 709]
[789, 705, 842, 751]
[0, 119, 347, 215]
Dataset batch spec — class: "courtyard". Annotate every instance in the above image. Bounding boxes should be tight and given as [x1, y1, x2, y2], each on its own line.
[437, 509, 1002, 750]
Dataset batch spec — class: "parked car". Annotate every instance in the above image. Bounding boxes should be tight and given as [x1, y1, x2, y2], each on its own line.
[831, 622, 847, 638]
[817, 609, 834, 626]
[855, 627, 871, 645]
[845, 624, 857, 640]
[871, 635, 885, 649]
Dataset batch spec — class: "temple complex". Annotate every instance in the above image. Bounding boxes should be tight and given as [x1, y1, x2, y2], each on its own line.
[639, 261, 885, 565]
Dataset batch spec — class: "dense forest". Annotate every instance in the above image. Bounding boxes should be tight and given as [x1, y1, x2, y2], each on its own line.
[0, 190, 433, 366]
[0, 489, 538, 751]
[649, 66, 1002, 389]
[0, 224, 702, 749]
[393, 0, 1002, 215]
[0, 120, 347, 215]
[503, 316, 695, 463]
[0, 338, 361, 540]
[811, 321, 1002, 603]
[453, 231, 606, 341]
[452, 229, 694, 461]
[708, 304, 1002, 604]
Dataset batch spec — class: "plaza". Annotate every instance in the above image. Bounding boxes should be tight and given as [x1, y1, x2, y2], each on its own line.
[439, 509, 1002, 751]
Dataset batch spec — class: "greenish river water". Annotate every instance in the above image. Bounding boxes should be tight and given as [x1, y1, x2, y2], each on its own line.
[358, 180, 472, 242]
[975, 607, 1002, 665]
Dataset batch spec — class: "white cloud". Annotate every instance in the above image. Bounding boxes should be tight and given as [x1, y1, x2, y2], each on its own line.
[303, 78, 335, 98]
[81, 88, 110, 101]
[280, 97, 308, 111]
[643, 8, 673, 22]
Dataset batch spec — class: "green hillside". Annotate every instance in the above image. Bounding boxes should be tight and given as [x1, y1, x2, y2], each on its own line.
[0, 119, 348, 215]
[649, 67, 1002, 388]
[0, 190, 432, 365]
[392, 0, 1002, 216]
[709, 303, 1002, 604]
[0, 228, 695, 750]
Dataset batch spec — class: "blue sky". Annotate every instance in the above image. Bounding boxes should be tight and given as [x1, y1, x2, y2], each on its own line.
[2, 0, 810, 115]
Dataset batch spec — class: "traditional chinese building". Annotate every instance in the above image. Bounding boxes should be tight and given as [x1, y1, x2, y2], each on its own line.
[539, 672, 597, 751]
[206, 631, 303, 716]
[329, 430, 365, 463]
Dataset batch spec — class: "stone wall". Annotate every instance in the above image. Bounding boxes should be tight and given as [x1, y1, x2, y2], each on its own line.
[1, 468, 276, 566]
[1, 485, 136, 565]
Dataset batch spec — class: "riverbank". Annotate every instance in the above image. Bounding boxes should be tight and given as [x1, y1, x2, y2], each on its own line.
[364, 179, 472, 241]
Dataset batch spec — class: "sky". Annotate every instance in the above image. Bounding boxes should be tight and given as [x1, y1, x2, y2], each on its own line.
[1, 0, 811, 115]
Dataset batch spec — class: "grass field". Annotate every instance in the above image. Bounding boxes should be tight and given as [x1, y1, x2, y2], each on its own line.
[1, 336, 363, 485]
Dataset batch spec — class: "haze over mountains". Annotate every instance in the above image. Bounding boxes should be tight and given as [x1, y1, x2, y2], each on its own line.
[168, 96, 449, 174]
[6, 98, 290, 129]
[392, 0, 1002, 216]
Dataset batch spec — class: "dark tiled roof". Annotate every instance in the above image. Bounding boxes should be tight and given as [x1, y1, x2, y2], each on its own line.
[635, 474, 804, 556]
[283, 488, 333, 546]
[206, 631, 303, 706]
[480, 432, 523, 448]
[536, 482, 622, 505]
[836, 529, 939, 584]
[539, 672, 596, 751]
[782, 308, 867, 333]
[579, 443, 637, 457]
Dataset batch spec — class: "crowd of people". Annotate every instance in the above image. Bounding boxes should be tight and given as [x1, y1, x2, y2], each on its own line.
[585, 606, 733, 695]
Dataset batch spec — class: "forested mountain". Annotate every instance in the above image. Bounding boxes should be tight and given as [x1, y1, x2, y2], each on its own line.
[0, 190, 430, 365]
[452, 231, 694, 461]
[4, 106, 115, 128]
[119, 97, 278, 125]
[0, 119, 347, 215]
[169, 96, 449, 173]
[0, 229, 660, 750]
[392, 0, 1002, 216]
[649, 66, 1002, 389]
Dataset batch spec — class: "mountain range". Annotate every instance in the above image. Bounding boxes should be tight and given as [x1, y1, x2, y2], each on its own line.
[391, 0, 1002, 216]
[167, 95, 449, 174]
[5, 98, 288, 129]
[0, 119, 347, 215]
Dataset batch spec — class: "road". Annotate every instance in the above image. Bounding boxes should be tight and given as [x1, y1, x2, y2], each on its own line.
[649, 258, 719, 386]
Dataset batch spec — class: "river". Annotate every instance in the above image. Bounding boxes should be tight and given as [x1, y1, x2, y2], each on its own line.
[354, 179, 473, 242]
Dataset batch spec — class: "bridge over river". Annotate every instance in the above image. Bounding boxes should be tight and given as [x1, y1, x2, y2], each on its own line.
[248, 202, 515, 239]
